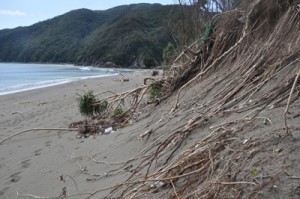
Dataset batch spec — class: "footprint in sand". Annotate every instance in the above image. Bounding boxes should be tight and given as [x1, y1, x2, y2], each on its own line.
[8, 171, 22, 184]
[45, 140, 52, 147]
[0, 187, 9, 196]
[20, 159, 31, 169]
[0, 158, 4, 169]
[34, 149, 42, 156]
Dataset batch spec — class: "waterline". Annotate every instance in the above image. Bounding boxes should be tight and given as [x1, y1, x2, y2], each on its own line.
[0, 63, 118, 95]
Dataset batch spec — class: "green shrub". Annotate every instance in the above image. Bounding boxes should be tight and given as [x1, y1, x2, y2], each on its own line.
[113, 106, 123, 117]
[162, 42, 176, 66]
[150, 85, 160, 100]
[77, 91, 107, 117]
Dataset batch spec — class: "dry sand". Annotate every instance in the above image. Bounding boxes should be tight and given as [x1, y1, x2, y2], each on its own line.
[0, 71, 154, 199]
[1, 67, 299, 199]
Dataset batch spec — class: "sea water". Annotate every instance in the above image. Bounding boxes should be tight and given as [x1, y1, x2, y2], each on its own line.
[0, 63, 118, 95]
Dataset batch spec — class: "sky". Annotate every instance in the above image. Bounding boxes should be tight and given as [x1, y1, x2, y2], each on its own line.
[0, 0, 176, 30]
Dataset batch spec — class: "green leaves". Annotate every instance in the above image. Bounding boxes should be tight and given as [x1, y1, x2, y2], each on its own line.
[150, 85, 160, 101]
[113, 107, 123, 117]
[250, 167, 258, 175]
[77, 91, 107, 117]
[200, 25, 212, 44]
[163, 42, 176, 66]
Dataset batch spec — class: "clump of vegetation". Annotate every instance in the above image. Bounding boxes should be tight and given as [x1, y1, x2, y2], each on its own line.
[150, 84, 160, 101]
[162, 42, 176, 67]
[113, 106, 124, 117]
[77, 91, 108, 117]
[200, 25, 212, 44]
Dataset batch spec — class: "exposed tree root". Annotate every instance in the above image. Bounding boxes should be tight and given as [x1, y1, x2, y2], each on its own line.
[77, 1, 300, 198]
[60, 1, 300, 198]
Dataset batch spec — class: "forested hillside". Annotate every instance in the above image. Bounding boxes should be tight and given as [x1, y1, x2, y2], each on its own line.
[0, 4, 183, 68]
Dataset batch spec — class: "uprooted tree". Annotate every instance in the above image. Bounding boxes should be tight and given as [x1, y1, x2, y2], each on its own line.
[73, 0, 300, 198]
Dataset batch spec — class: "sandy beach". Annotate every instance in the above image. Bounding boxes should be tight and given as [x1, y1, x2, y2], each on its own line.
[1, 65, 300, 199]
[1, 69, 300, 199]
[0, 70, 154, 199]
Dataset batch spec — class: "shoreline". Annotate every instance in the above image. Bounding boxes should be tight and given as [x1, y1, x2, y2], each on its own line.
[0, 70, 151, 198]
[0, 67, 150, 96]
[0, 63, 133, 96]
[0, 73, 118, 96]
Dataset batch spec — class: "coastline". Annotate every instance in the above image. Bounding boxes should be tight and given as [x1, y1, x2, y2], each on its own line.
[0, 70, 151, 198]
[0, 63, 122, 96]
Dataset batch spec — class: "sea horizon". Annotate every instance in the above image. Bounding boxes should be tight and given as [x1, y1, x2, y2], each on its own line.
[0, 63, 119, 96]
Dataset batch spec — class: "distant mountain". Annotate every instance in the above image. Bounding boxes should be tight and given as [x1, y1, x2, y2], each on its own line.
[0, 3, 181, 68]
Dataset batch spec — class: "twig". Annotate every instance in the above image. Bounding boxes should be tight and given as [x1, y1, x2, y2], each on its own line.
[284, 69, 300, 134]
[61, 174, 82, 199]
[86, 169, 126, 182]
[0, 128, 78, 145]
[96, 90, 118, 96]
[17, 190, 91, 199]
[17, 192, 51, 199]
[87, 154, 129, 165]
[170, 8, 251, 114]
[17, 187, 67, 199]
[290, 176, 300, 179]
[208, 149, 214, 180]
[72, 156, 87, 172]
[138, 129, 153, 140]
[87, 162, 209, 198]
[216, 181, 257, 185]
[170, 180, 179, 199]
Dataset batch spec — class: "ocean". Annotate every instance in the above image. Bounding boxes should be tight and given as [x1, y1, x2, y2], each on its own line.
[0, 63, 118, 95]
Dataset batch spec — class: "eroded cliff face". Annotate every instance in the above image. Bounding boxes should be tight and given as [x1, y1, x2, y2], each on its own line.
[69, 1, 300, 198]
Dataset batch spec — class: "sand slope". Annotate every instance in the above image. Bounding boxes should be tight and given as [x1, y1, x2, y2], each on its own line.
[1, 68, 299, 199]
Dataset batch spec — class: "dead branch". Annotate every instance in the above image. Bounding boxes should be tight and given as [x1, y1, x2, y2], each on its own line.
[169, 6, 251, 114]
[284, 68, 300, 134]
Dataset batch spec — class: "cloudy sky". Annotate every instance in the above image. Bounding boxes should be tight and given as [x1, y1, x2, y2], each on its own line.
[0, 0, 176, 30]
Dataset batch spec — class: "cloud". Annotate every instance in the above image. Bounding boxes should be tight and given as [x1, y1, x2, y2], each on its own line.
[0, 9, 26, 16]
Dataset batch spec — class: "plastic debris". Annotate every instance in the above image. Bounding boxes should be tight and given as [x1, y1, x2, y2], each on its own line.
[154, 181, 165, 188]
[104, 127, 115, 134]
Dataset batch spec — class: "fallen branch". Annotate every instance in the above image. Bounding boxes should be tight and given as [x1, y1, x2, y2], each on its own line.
[215, 181, 257, 186]
[170, 180, 179, 199]
[138, 129, 153, 140]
